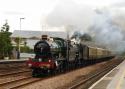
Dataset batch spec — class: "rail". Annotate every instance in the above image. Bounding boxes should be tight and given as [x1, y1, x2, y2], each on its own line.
[68, 60, 123, 89]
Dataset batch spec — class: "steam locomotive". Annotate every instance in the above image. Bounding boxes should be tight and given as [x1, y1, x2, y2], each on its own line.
[27, 35, 113, 76]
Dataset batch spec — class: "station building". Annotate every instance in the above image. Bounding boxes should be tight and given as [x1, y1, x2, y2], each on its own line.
[10, 30, 67, 49]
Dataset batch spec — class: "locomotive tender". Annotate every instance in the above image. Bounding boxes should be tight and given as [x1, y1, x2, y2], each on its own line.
[27, 35, 113, 76]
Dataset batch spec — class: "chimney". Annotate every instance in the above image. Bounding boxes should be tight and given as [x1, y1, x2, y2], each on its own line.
[41, 35, 48, 40]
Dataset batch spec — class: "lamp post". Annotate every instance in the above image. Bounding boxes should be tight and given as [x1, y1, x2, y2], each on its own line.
[18, 18, 25, 59]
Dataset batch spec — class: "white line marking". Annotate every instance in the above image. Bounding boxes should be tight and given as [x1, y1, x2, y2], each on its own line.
[89, 66, 117, 89]
[89, 61, 124, 89]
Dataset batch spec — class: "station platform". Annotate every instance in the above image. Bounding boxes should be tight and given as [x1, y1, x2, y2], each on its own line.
[0, 59, 27, 63]
[89, 59, 125, 89]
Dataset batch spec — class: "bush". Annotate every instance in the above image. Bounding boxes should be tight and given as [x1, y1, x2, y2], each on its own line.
[20, 46, 33, 53]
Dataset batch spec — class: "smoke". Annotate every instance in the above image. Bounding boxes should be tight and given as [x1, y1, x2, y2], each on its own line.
[89, 9, 125, 53]
[44, 0, 125, 53]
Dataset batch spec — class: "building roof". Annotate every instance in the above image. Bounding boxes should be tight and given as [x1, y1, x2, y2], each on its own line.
[11, 30, 67, 39]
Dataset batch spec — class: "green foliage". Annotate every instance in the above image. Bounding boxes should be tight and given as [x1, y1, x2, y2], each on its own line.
[0, 21, 13, 59]
[13, 37, 20, 52]
[1, 20, 10, 32]
[13, 38, 33, 53]
[20, 46, 33, 53]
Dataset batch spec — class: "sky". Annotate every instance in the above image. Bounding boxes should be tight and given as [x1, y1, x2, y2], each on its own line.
[0, 0, 125, 32]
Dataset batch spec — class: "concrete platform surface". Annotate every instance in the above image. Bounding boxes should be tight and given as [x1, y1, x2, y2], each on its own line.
[89, 60, 125, 89]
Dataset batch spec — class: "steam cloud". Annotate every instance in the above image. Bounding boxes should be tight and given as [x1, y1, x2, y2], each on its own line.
[44, 0, 125, 53]
[89, 10, 125, 53]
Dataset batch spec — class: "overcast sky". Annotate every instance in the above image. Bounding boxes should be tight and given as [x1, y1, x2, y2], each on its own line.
[0, 0, 125, 32]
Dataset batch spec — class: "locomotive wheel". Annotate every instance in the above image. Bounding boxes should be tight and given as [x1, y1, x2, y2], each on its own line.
[32, 69, 38, 77]
[47, 69, 54, 75]
[50, 69, 56, 75]
[58, 64, 63, 73]
[56, 61, 64, 73]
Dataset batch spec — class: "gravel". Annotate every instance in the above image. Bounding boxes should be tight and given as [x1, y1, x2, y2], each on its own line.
[20, 61, 110, 89]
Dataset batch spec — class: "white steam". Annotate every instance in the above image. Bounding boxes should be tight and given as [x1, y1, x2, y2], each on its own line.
[44, 0, 125, 53]
[89, 10, 125, 53]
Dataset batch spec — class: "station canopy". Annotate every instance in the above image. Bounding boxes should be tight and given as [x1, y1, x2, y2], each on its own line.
[11, 30, 67, 39]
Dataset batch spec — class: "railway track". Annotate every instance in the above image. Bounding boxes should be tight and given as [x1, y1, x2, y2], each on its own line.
[0, 69, 30, 77]
[0, 76, 42, 89]
[0, 60, 45, 89]
[0, 64, 27, 72]
[8, 58, 121, 89]
[0, 59, 27, 70]
[0, 58, 122, 89]
[0, 69, 38, 89]
[68, 59, 123, 89]
[0, 59, 30, 77]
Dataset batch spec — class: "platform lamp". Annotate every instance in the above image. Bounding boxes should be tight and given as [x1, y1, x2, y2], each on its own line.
[18, 18, 25, 59]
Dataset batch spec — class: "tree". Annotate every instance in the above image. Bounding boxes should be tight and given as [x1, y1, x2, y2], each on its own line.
[20, 46, 33, 53]
[13, 37, 21, 52]
[1, 20, 10, 32]
[0, 21, 13, 59]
